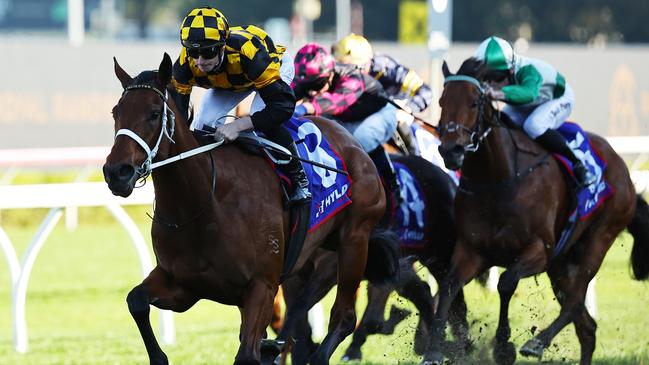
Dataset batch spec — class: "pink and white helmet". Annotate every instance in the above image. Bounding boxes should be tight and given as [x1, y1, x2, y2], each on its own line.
[293, 43, 335, 86]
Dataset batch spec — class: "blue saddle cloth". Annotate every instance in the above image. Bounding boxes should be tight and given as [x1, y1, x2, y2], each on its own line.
[555, 122, 613, 220]
[393, 162, 427, 248]
[284, 117, 352, 232]
[553, 122, 614, 256]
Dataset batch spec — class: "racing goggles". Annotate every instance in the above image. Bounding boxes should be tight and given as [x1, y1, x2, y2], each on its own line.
[187, 44, 224, 59]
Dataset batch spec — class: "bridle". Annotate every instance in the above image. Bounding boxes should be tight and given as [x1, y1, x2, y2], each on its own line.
[114, 82, 223, 229]
[114, 83, 223, 182]
[115, 83, 177, 181]
[440, 75, 495, 152]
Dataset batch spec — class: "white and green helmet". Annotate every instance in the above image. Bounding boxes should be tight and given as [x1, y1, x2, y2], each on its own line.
[474, 36, 515, 71]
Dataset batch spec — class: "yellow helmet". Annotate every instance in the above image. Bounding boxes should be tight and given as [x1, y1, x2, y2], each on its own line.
[332, 33, 373, 67]
[180, 7, 230, 48]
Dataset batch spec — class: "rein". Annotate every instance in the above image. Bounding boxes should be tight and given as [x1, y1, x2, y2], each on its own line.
[443, 74, 550, 193]
[115, 83, 225, 181]
[116, 82, 223, 229]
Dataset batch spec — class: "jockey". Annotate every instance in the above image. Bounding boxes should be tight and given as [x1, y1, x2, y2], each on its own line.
[332, 33, 434, 156]
[291, 43, 402, 203]
[171, 7, 311, 204]
[474, 36, 596, 187]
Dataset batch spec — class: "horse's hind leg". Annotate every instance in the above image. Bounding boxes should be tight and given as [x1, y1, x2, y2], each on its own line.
[311, 232, 369, 365]
[342, 280, 393, 361]
[546, 267, 597, 365]
[236, 280, 277, 365]
[127, 266, 198, 365]
[520, 248, 606, 365]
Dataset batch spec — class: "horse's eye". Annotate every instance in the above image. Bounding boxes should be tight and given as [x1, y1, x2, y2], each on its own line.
[470, 100, 479, 109]
[149, 111, 161, 120]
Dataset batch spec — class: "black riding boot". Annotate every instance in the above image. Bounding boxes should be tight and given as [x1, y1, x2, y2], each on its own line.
[397, 120, 419, 156]
[368, 147, 403, 204]
[535, 129, 595, 187]
[282, 142, 312, 204]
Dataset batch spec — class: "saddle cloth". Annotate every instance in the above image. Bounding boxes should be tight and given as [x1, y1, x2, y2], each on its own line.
[552, 122, 614, 256]
[392, 162, 427, 248]
[283, 117, 352, 232]
[555, 122, 613, 220]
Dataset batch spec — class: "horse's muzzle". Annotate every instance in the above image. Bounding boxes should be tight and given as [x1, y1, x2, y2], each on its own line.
[438, 144, 465, 171]
[103, 163, 137, 197]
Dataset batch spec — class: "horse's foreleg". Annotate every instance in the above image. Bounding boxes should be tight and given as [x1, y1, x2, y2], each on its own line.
[236, 280, 277, 365]
[421, 243, 483, 365]
[127, 266, 198, 365]
[493, 238, 547, 365]
[341, 281, 392, 361]
[312, 233, 368, 365]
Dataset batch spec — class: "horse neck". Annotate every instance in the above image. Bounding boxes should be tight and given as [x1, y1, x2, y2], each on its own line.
[150, 127, 214, 210]
[462, 126, 519, 183]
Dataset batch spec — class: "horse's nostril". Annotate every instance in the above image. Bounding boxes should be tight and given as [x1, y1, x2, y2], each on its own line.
[104, 163, 135, 184]
[117, 164, 135, 179]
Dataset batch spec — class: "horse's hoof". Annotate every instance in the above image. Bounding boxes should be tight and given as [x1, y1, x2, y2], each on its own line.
[420, 351, 444, 365]
[341, 347, 362, 362]
[493, 341, 516, 365]
[519, 337, 545, 359]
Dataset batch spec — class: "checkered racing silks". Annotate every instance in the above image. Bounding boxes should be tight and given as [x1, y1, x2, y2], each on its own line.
[172, 24, 286, 95]
[180, 7, 230, 48]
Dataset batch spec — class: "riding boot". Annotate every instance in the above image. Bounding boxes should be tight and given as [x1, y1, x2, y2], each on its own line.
[397, 120, 419, 156]
[283, 141, 312, 204]
[368, 147, 403, 205]
[535, 129, 596, 187]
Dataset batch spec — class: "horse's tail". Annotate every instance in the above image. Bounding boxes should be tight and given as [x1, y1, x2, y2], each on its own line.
[364, 229, 400, 285]
[628, 194, 649, 280]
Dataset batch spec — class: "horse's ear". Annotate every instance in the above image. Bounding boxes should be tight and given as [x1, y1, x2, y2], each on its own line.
[442, 60, 451, 78]
[157, 53, 173, 86]
[114, 57, 133, 89]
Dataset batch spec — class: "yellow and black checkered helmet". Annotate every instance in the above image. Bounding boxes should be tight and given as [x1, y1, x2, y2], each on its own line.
[180, 7, 230, 48]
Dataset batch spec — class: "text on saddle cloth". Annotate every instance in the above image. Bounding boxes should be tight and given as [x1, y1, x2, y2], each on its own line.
[284, 117, 352, 232]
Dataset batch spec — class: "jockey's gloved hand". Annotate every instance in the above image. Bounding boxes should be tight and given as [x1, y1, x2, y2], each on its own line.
[485, 86, 505, 101]
[293, 104, 307, 118]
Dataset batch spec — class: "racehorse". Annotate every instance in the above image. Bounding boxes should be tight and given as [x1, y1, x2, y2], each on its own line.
[103, 53, 399, 365]
[277, 154, 473, 364]
[420, 58, 649, 365]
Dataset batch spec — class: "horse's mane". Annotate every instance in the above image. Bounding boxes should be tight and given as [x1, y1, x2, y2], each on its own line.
[456, 57, 488, 80]
[131, 70, 194, 126]
[454, 57, 518, 129]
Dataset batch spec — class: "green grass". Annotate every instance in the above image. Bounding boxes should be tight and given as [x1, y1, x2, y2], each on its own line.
[0, 219, 647, 364]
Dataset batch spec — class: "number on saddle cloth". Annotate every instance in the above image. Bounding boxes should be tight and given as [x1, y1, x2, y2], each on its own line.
[279, 117, 353, 232]
[393, 162, 427, 247]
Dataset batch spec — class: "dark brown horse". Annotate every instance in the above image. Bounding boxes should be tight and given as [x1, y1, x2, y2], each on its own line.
[277, 154, 473, 364]
[419, 58, 649, 365]
[103, 53, 399, 365]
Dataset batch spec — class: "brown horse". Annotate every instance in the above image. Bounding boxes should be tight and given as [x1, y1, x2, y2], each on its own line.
[103, 53, 399, 365]
[419, 58, 649, 365]
[277, 154, 473, 364]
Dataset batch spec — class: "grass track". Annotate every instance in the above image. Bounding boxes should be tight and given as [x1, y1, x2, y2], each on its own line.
[0, 220, 646, 364]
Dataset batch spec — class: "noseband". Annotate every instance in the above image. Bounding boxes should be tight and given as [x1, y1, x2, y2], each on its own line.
[115, 83, 177, 180]
[441, 75, 493, 152]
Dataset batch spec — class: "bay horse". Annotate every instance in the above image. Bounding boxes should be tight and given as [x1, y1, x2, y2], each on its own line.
[103, 53, 399, 365]
[420, 58, 649, 365]
[277, 154, 473, 364]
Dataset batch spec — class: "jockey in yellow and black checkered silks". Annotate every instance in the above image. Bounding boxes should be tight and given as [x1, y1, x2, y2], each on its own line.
[172, 6, 312, 204]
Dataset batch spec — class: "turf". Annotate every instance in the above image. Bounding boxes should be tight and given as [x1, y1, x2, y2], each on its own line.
[0, 220, 647, 364]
